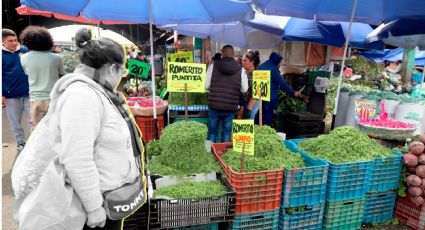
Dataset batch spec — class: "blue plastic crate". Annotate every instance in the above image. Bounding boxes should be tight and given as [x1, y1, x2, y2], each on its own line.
[174, 117, 209, 124]
[231, 210, 279, 230]
[173, 223, 219, 230]
[169, 105, 209, 111]
[363, 191, 397, 224]
[323, 198, 366, 230]
[282, 141, 328, 208]
[286, 139, 373, 202]
[278, 203, 325, 230]
[368, 151, 403, 193]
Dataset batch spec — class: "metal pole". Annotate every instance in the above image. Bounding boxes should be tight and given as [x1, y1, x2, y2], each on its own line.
[332, 0, 358, 129]
[148, 0, 158, 139]
[419, 67, 425, 99]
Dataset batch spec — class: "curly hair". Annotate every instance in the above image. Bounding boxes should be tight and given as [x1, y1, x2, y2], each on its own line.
[20, 26, 53, 51]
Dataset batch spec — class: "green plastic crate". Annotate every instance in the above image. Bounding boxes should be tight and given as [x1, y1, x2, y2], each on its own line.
[231, 210, 279, 230]
[307, 71, 331, 85]
[323, 198, 365, 230]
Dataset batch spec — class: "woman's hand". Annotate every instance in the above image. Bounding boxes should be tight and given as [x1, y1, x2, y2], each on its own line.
[86, 207, 106, 228]
[294, 91, 302, 98]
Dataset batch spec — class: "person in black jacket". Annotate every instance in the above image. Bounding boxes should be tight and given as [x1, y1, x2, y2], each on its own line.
[205, 45, 248, 142]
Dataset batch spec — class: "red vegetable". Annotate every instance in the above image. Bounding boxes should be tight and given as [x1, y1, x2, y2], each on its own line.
[409, 186, 424, 196]
[410, 195, 425, 207]
[421, 178, 425, 188]
[404, 153, 419, 167]
[411, 141, 425, 155]
[417, 165, 425, 178]
[419, 154, 425, 165]
[358, 119, 415, 129]
[407, 174, 423, 187]
[420, 134, 425, 145]
[409, 166, 417, 173]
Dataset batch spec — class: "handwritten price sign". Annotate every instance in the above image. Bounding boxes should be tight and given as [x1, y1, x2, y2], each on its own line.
[232, 120, 254, 156]
[128, 59, 150, 79]
[252, 70, 271, 102]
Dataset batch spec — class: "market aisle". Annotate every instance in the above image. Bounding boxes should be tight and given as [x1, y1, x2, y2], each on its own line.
[2, 108, 25, 230]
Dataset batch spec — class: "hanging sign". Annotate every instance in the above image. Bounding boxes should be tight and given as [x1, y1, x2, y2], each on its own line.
[127, 59, 150, 79]
[170, 51, 194, 63]
[232, 120, 254, 156]
[167, 62, 206, 93]
[252, 70, 271, 102]
[355, 101, 377, 120]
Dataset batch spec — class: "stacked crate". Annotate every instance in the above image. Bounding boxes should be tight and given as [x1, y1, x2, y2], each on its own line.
[284, 113, 324, 140]
[285, 138, 403, 230]
[211, 143, 283, 230]
[280, 140, 329, 230]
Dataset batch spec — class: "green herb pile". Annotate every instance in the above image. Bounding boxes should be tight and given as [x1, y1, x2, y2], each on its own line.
[168, 92, 208, 106]
[298, 126, 393, 163]
[153, 181, 227, 199]
[148, 121, 219, 176]
[222, 125, 305, 172]
[146, 140, 162, 157]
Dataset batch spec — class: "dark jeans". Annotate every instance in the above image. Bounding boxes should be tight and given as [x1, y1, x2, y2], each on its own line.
[208, 108, 235, 142]
[83, 219, 122, 230]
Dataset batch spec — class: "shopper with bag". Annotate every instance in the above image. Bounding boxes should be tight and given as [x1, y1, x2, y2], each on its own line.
[11, 28, 146, 230]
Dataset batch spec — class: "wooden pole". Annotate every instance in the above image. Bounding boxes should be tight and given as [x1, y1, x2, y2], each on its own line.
[184, 83, 188, 121]
[259, 94, 263, 127]
[240, 143, 245, 173]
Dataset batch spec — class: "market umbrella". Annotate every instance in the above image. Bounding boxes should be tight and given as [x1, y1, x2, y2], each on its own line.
[366, 18, 425, 99]
[20, 0, 254, 138]
[359, 48, 425, 66]
[253, 0, 425, 25]
[159, 13, 290, 48]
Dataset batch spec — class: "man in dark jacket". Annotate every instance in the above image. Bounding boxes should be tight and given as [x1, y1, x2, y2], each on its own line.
[2, 29, 30, 150]
[206, 45, 248, 142]
[256, 52, 301, 126]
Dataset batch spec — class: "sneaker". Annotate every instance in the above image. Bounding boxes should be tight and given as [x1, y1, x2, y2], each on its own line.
[17, 141, 26, 151]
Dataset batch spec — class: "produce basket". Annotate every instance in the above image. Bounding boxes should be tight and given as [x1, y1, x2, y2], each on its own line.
[211, 143, 284, 214]
[323, 198, 365, 230]
[231, 210, 279, 230]
[278, 203, 325, 230]
[127, 96, 168, 117]
[357, 122, 416, 141]
[286, 139, 374, 201]
[122, 201, 148, 230]
[394, 195, 425, 230]
[135, 115, 164, 143]
[148, 173, 236, 229]
[363, 191, 397, 224]
[282, 141, 329, 208]
[368, 151, 403, 193]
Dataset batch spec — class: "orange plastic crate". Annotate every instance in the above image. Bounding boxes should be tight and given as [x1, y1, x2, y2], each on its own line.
[135, 115, 164, 143]
[394, 195, 425, 230]
[211, 143, 283, 214]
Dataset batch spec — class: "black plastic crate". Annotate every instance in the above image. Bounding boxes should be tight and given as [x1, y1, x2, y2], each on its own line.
[122, 202, 149, 230]
[286, 112, 323, 122]
[149, 174, 236, 229]
[284, 120, 324, 139]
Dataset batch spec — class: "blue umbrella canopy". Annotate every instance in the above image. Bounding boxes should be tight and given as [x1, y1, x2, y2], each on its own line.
[366, 18, 425, 50]
[20, 0, 254, 24]
[253, 0, 425, 25]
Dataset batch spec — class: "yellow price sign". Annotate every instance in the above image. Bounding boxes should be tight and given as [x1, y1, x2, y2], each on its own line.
[170, 51, 194, 63]
[252, 70, 271, 102]
[232, 120, 254, 156]
[167, 62, 206, 93]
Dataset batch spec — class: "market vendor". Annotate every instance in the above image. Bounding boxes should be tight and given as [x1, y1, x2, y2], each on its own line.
[205, 45, 248, 142]
[256, 52, 302, 126]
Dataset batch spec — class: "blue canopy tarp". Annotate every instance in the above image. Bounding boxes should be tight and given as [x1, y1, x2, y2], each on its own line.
[359, 48, 425, 66]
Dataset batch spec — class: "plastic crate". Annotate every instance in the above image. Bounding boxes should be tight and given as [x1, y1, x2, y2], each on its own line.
[149, 175, 236, 229]
[122, 202, 149, 230]
[169, 105, 209, 111]
[211, 143, 284, 214]
[286, 112, 323, 122]
[394, 196, 425, 230]
[363, 191, 397, 224]
[231, 210, 279, 230]
[173, 223, 219, 230]
[278, 203, 325, 230]
[135, 115, 164, 143]
[368, 151, 403, 193]
[284, 120, 325, 139]
[286, 139, 373, 201]
[307, 71, 331, 85]
[282, 141, 328, 208]
[323, 198, 366, 230]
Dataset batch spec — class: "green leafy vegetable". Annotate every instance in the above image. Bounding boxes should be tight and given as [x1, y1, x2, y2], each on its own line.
[222, 125, 305, 172]
[398, 167, 408, 197]
[168, 92, 208, 106]
[298, 126, 393, 163]
[149, 121, 219, 176]
[146, 140, 162, 157]
[153, 181, 227, 199]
